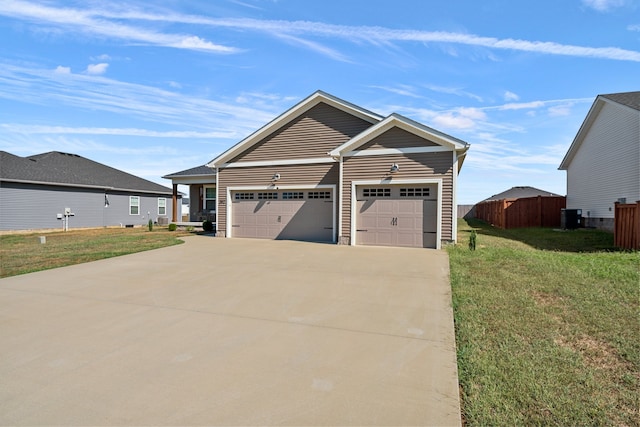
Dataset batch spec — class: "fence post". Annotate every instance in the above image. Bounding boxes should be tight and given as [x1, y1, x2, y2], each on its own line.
[635, 201, 640, 249]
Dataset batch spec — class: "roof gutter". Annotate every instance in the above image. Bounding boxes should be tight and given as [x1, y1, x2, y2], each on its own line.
[0, 178, 173, 196]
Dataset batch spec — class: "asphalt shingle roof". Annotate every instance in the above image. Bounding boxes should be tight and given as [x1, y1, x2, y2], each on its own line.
[482, 186, 563, 202]
[601, 91, 640, 111]
[162, 165, 215, 178]
[0, 151, 172, 195]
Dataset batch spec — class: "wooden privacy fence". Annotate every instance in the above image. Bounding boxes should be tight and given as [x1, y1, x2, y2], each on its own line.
[614, 201, 640, 250]
[475, 196, 566, 229]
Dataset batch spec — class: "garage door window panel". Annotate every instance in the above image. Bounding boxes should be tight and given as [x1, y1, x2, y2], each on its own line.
[282, 192, 304, 200]
[234, 193, 255, 200]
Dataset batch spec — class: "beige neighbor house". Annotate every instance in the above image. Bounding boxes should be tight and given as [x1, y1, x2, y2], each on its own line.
[164, 91, 470, 249]
[559, 91, 640, 231]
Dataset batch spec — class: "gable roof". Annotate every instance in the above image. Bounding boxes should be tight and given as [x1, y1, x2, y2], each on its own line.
[207, 90, 382, 167]
[0, 151, 172, 195]
[328, 112, 470, 156]
[559, 91, 640, 170]
[482, 186, 563, 202]
[600, 91, 640, 111]
[163, 164, 215, 178]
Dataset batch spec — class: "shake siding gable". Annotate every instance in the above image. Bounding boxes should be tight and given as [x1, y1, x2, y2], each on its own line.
[357, 127, 439, 150]
[566, 102, 640, 218]
[341, 152, 454, 241]
[228, 103, 373, 163]
[217, 163, 339, 236]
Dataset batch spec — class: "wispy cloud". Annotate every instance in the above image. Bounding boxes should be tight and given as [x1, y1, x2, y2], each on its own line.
[0, 124, 237, 139]
[274, 33, 351, 63]
[582, 0, 628, 12]
[0, 62, 280, 135]
[370, 84, 423, 98]
[191, 18, 640, 62]
[628, 24, 640, 31]
[2, 1, 638, 62]
[504, 91, 519, 101]
[86, 63, 108, 75]
[0, 0, 239, 53]
[424, 85, 484, 102]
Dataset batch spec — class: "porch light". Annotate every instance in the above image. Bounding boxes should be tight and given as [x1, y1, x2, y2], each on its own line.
[272, 173, 281, 181]
[390, 163, 399, 173]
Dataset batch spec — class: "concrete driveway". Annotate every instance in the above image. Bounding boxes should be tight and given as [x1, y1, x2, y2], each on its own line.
[0, 236, 461, 426]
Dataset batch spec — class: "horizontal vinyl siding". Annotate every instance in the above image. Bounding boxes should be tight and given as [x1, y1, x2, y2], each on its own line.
[0, 183, 173, 230]
[359, 126, 439, 150]
[218, 163, 339, 234]
[229, 103, 372, 162]
[567, 102, 640, 218]
[342, 152, 454, 241]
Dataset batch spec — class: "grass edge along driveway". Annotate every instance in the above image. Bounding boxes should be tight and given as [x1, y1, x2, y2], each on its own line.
[0, 227, 189, 278]
[448, 219, 639, 426]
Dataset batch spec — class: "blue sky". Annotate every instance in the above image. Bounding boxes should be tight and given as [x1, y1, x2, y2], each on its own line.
[0, 0, 638, 204]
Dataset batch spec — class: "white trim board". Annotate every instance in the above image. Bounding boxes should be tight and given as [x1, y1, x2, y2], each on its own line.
[218, 157, 335, 169]
[343, 146, 452, 157]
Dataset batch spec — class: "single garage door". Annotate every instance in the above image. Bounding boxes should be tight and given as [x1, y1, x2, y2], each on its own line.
[356, 185, 437, 248]
[231, 190, 334, 242]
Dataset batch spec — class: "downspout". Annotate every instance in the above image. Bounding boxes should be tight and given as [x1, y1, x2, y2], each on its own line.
[337, 155, 343, 244]
[452, 151, 458, 243]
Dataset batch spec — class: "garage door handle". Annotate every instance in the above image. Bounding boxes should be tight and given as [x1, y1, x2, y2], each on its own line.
[356, 229, 368, 232]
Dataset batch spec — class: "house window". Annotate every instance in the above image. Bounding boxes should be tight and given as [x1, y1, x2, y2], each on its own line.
[257, 192, 278, 200]
[282, 192, 304, 200]
[130, 196, 140, 215]
[204, 187, 216, 211]
[158, 198, 166, 215]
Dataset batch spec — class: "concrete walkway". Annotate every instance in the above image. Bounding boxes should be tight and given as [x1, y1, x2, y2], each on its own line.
[0, 236, 461, 426]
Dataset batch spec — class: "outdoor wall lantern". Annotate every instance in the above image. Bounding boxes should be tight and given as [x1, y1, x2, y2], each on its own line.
[390, 163, 400, 173]
[272, 173, 281, 181]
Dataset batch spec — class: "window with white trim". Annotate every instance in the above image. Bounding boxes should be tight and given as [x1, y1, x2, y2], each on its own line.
[308, 191, 331, 199]
[257, 192, 278, 200]
[234, 192, 255, 200]
[204, 187, 216, 211]
[130, 196, 140, 215]
[362, 188, 391, 198]
[400, 188, 430, 197]
[282, 192, 304, 199]
[158, 198, 166, 215]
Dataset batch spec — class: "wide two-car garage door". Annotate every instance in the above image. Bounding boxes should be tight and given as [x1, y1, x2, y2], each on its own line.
[231, 190, 334, 242]
[356, 185, 438, 248]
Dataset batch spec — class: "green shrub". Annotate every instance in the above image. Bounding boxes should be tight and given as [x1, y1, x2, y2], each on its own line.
[148, 219, 153, 232]
[469, 229, 477, 250]
[202, 220, 214, 233]
[168, 223, 177, 231]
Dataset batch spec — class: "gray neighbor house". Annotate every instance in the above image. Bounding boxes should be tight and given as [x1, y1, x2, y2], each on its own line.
[0, 151, 177, 231]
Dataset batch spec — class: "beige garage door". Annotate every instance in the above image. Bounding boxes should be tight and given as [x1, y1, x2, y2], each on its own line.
[356, 185, 437, 248]
[231, 190, 333, 242]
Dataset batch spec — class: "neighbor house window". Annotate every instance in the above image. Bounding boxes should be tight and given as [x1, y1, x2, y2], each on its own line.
[130, 196, 140, 215]
[158, 198, 166, 215]
[204, 187, 216, 211]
